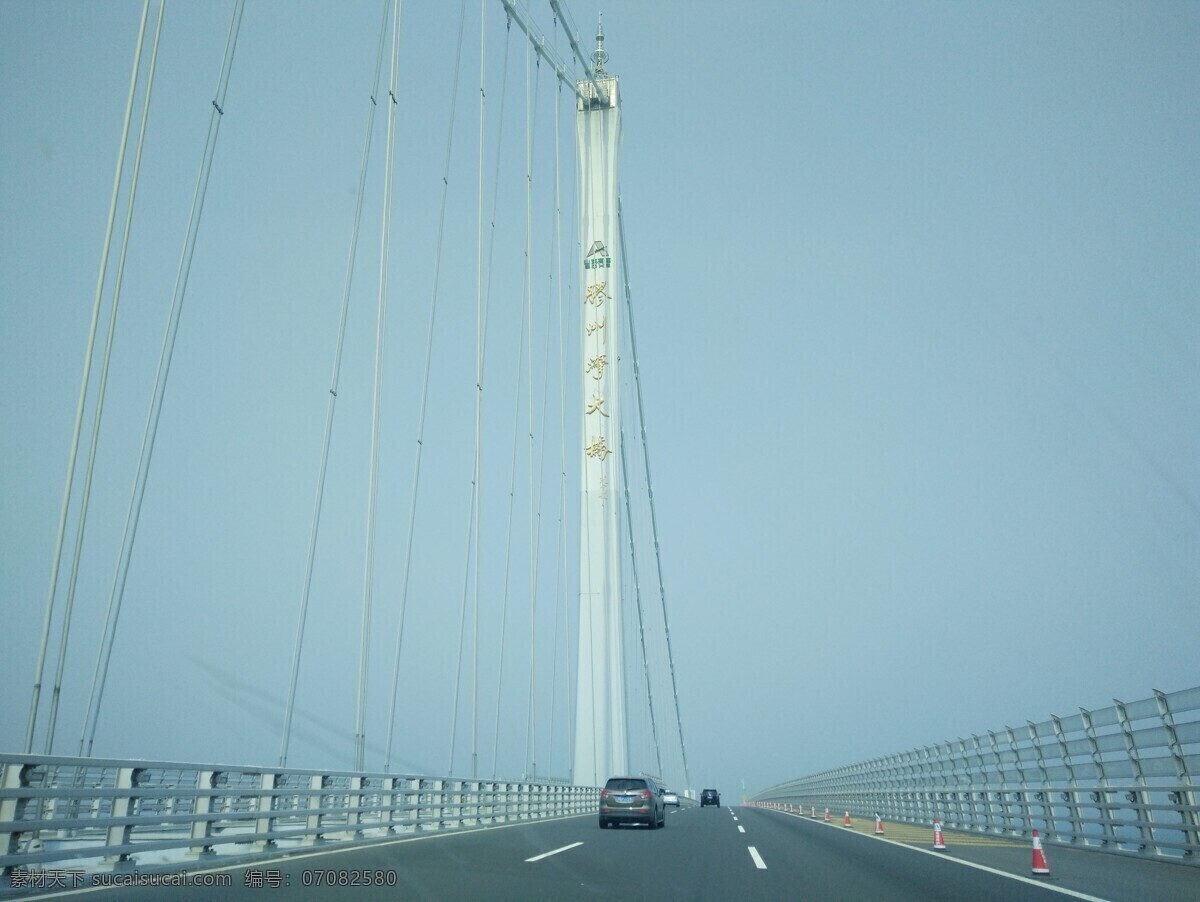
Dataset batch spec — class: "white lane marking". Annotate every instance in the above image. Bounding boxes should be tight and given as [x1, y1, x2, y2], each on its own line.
[526, 841, 584, 862]
[768, 809, 1110, 901]
[748, 846, 767, 869]
[738, 825, 746, 833]
[732, 816, 738, 822]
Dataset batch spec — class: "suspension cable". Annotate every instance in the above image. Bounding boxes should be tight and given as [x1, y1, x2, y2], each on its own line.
[528, 107, 558, 778]
[384, 0, 469, 772]
[51, 1, 164, 757]
[81, 0, 246, 758]
[562, 48, 579, 779]
[442, 0, 474, 779]
[60, 1, 165, 753]
[453, 0, 513, 778]
[522, 27, 543, 781]
[618, 197, 691, 788]
[470, 0, 488, 781]
[279, 0, 390, 769]
[619, 423, 664, 778]
[26, 0, 151, 755]
[359, 0, 404, 774]
[546, 17, 568, 778]
[492, 251, 528, 778]
[480, 14, 515, 781]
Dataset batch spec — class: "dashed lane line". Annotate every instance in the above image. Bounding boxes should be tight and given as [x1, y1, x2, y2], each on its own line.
[525, 842, 584, 863]
[747, 846, 767, 869]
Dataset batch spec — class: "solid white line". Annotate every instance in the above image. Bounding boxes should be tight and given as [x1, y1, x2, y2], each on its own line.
[748, 846, 767, 869]
[888, 842, 1110, 901]
[738, 825, 746, 833]
[767, 809, 1111, 901]
[525, 841, 584, 862]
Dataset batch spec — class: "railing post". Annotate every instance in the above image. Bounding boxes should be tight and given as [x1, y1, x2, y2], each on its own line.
[1080, 707, 1117, 846]
[1155, 689, 1198, 858]
[933, 743, 952, 828]
[959, 740, 974, 830]
[446, 780, 459, 829]
[383, 777, 397, 834]
[103, 767, 141, 871]
[303, 774, 326, 846]
[347, 776, 363, 837]
[1051, 714, 1083, 844]
[1113, 699, 1152, 850]
[426, 779, 443, 831]
[187, 771, 218, 859]
[1003, 726, 1028, 834]
[970, 736, 992, 833]
[404, 779, 420, 832]
[468, 780, 480, 826]
[1026, 721, 1056, 838]
[1, 762, 30, 879]
[254, 772, 278, 850]
[987, 731, 1012, 834]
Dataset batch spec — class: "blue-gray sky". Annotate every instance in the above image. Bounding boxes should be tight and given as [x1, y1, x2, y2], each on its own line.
[2, 0, 1197, 799]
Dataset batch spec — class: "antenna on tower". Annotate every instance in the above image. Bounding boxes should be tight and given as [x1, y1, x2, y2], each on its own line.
[593, 14, 608, 76]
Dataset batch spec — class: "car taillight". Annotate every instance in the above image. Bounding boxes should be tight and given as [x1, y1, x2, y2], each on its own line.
[600, 790, 611, 799]
[641, 790, 653, 799]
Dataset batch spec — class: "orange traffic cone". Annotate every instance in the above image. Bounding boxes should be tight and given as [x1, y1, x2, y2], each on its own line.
[875, 814, 884, 835]
[933, 819, 947, 850]
[843, 810, 852, 827]
[824, 808, 831, 822]
[1031, 830, 1050, 875]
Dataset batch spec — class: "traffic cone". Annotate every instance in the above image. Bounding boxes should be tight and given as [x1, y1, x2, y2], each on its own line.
[1031, 830, 1050, 875]
[844, 810, 852, 827]
[875, 814, 884, 835]
[933, 819, 946, 850]
[811, 806, 816, 818]
[824, 808, 831, 822]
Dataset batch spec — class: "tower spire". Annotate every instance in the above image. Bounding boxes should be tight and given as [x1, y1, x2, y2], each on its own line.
[593, 14, 608, 76]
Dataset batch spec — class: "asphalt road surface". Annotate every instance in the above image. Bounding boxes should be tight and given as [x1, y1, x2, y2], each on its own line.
[10, 805, 1199, 900]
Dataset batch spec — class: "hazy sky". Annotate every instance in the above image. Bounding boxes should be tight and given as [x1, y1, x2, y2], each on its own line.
[2, 1, 1197, 799]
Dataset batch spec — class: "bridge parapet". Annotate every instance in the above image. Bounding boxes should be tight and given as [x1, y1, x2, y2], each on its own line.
[0, 755, 598, 883]
[752, 686, 1200, 866]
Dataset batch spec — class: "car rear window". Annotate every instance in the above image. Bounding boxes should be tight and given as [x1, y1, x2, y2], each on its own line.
[604, 778, 648, 791]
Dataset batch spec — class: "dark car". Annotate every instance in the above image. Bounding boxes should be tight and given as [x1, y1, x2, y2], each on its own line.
[700, 788, 720, 807]
[599, 776, 667, 829]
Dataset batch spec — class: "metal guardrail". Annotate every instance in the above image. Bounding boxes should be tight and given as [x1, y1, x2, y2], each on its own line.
[752, 687, 1200, 866]
[0, 754, 597, 881]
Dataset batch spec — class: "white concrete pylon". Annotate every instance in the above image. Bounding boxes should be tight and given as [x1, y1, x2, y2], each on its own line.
[572, 43, 625, 788]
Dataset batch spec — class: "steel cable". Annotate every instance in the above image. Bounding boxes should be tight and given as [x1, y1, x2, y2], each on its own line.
[82, 0, 246, 757]
[68, 0, 166, 756]
[279, 0, 391, 769]
[26, 0, 151, 756]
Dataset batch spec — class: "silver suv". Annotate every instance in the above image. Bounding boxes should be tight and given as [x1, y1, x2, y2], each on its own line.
[599, 776, 667, 829]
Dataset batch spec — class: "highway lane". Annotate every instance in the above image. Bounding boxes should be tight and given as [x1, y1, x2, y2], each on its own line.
[12, 804, 1198, 900]
[740, 806, 1199, 902]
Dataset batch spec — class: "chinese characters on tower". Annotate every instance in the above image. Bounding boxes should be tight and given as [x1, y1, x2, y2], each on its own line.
[584, 243, 613, 496]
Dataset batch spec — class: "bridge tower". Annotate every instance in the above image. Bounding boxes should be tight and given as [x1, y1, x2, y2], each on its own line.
[573, 20, 626, 787]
